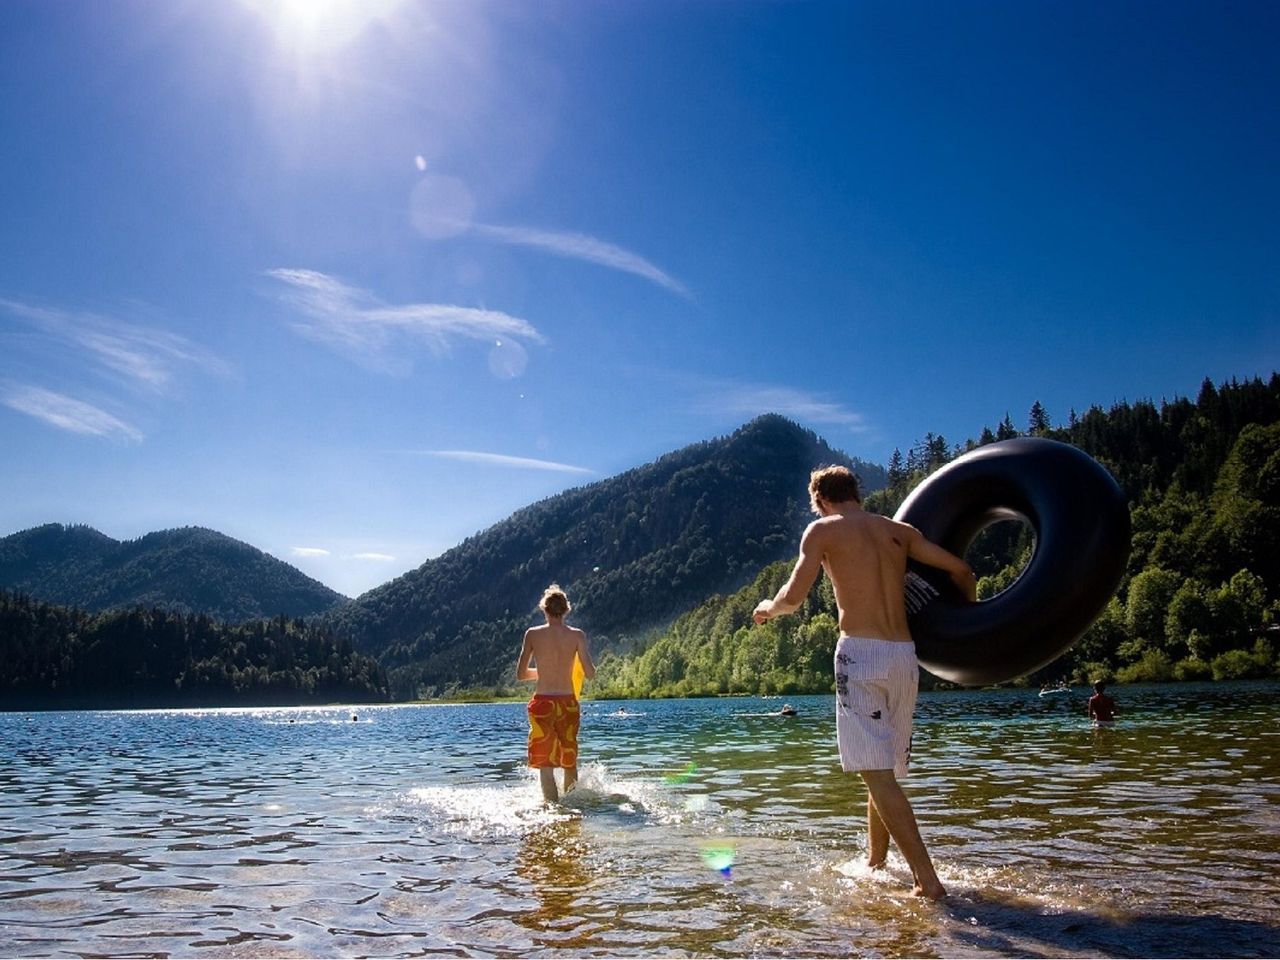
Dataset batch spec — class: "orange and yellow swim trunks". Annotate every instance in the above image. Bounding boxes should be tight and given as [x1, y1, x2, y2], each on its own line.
[527, 694, 580, 769]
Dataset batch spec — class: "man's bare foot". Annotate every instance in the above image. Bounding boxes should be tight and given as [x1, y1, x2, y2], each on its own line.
[867, 858, 887, 871]
[912, 881, 947, 900]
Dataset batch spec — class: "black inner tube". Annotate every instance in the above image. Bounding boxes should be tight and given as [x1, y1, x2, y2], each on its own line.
[894, 438, 1130, 686]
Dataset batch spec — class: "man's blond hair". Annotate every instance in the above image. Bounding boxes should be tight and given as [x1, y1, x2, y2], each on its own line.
[539, 584, 571, 618]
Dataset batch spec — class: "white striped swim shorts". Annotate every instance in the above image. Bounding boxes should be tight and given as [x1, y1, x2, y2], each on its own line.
[834, 636, 919, 778]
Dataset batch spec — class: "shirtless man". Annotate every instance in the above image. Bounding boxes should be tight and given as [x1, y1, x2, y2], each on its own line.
[1088, 680, 1117, 723]
[753, 465, 976, 900]
[517, 584, 596, 802]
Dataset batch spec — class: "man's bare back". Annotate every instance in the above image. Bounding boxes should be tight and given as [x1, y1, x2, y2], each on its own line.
[517, 620, 594, 695]
[811, 511, 916, 640]
[754, 503, 975, 635]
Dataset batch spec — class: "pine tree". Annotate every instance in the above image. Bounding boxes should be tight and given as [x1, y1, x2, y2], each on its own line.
[887, 448, 905, 488]
[1029, 401, 1051, 435]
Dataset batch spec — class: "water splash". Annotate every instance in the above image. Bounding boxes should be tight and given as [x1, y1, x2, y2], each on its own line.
[394, 780, 566, 839]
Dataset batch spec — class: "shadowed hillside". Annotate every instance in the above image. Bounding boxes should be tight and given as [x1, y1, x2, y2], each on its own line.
[0, 524, 347, 622]
[327, 415, 886, 696]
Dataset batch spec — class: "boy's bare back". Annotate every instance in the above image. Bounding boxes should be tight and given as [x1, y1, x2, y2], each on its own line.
[518, 621, 593, 695]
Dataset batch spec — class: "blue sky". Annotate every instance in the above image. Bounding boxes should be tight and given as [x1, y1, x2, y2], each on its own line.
[1, 0, 1276, 597]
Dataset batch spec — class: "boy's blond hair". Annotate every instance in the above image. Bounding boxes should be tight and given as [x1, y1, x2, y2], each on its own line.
[539, 584, 571, 618]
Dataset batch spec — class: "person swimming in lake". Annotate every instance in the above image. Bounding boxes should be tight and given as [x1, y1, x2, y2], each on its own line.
[1088, 680, 1117, 723]
[753, 465, 976, 900]
[516, 584, 596, 802]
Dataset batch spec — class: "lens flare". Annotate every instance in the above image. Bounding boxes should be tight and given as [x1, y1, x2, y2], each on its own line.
[663, 761, 697, 785]
[701, 843, 734, 877]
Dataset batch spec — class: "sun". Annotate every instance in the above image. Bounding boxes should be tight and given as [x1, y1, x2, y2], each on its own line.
[241, 0, 405, 55]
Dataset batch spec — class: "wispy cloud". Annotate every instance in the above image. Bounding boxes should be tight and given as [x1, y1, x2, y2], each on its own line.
[419, 449, 595, 475]
[472, 224, 689, 298]
[265, 268, 545, 372]
[350, 552, 396, 562]
[291, 546, 332, 558]
[2, 384, 143, 442]
[0, 298, 227, 392]
[697, 380, 871, 433]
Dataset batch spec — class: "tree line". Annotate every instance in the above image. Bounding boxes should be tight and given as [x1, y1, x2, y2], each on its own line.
[590, 374, 1280, 697]
[0, 591, 389, 709]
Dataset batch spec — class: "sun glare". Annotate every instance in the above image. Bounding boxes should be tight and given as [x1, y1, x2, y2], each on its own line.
[243, 0, 404, 55]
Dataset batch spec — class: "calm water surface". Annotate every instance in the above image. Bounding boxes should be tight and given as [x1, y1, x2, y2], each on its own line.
[2, 681, 1278, 958]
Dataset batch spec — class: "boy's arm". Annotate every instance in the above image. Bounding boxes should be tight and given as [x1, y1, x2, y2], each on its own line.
[516, 630, 537, 682]
[906, 527, 977, 601]
[577, 630, 596, 679]
[754, 522, 824, 623]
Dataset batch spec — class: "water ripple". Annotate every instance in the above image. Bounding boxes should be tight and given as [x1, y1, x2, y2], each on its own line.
[2, 682, 1278, 957]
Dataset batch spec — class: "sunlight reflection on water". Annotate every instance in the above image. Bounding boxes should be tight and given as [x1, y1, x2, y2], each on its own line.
[1, 682, 1278, 958]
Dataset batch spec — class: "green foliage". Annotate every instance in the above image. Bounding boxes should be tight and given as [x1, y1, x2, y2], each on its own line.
[1173, 657, 1212, 681]
[1072, 661, 1114, 685]
[1074, 598, 1127, 667]
[1125, 568, 1182, 648]
[1165, 579, 1213, 658]
[0, 590, 388, 709]
[1115, 648, 1175, 684]
[1209, 648, 1264, 682]
[0, 524, 346, 622]
[1037, 376, 1279, 685]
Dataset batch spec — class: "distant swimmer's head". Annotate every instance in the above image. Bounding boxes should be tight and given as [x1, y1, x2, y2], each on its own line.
[540, 584, 571, 619]
[809, 465, 862, 513]
[1093, 680, 1107, 694]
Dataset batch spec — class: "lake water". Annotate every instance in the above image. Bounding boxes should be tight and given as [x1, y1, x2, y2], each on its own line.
[2, 681, 1278, 958]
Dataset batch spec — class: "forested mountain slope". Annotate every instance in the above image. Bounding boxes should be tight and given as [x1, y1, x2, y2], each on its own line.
[328, 415, 886, 696]
[0, 524, 347, 622]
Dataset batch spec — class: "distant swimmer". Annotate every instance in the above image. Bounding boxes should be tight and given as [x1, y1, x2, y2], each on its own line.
[1088, 681, 1117, 723]
[517, 584, 596, 803]
[753, 465, 975, 900]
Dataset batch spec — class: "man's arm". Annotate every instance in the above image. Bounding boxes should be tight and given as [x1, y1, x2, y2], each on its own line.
[906, 528, 977, 601]
[516, 630, 537, 682]
[576, 630, 596, 679]
[754, 523, 824, 623]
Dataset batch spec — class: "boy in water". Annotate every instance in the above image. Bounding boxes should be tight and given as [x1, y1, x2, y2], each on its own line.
[1088, 680, 1117, 723]
[517, 584, 595, 802]
[753, 465, 975, 900]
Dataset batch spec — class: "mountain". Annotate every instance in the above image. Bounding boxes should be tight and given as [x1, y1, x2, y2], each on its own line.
[327, 415, 886, 695]
[0, 524, 347, 622]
